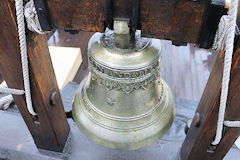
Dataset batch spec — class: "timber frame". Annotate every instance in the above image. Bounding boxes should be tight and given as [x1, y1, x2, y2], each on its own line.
[0, 0, 239, 159]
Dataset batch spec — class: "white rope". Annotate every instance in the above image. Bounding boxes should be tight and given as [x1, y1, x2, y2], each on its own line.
[211, 0, 239, 145]
[212, 16, 231, 52]
[24, 0, 45, 34]
[0, 95, 14, 110]
[224, 121, 240, 127]
[0, 0, 44, 115]
[0, 82, 24, 95]
[15, 0, 36, 115]
[0, 82, 19, 110]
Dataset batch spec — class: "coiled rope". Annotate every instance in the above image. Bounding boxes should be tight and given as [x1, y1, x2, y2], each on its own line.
[0, 0, 44, 115]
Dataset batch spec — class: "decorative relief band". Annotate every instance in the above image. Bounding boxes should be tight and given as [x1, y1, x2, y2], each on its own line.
[91, 71, 159, 94]
[89, 57, 159, 79]
[89, 57, 161, 93]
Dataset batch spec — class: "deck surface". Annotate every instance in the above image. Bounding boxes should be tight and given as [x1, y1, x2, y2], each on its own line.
[0, 82, 239, 160]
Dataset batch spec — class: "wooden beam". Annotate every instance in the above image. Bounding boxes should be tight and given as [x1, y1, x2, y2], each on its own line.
[45, 0, 211, 43]
[180, 40, 240, 159]
[0, 74, 3, 84]
[0, 0, 70, 152]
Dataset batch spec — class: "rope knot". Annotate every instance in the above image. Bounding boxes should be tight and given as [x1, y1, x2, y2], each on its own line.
[24, 0, 45, 34]
[24, 6, 36, 19]
[212, 16, 230, 52]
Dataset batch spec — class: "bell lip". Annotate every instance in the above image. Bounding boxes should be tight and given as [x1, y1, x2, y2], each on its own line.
[72, 78, 176, 150]
[73, 106, 175, 150]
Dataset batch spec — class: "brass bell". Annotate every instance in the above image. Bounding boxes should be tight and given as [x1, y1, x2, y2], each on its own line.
[72, 19, 176, 150]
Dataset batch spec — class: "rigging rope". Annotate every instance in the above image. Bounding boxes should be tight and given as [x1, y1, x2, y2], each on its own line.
[211, 0, 239, 145]
[0, 82, 18, 110]
[0, 0, 43, 115]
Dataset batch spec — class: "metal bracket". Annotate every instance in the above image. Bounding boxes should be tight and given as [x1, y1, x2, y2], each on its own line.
[104, 0, 113, 30]
[104, 0, 140, 37]
[172, 41, 187, 47]
[130, 0, 140, 41]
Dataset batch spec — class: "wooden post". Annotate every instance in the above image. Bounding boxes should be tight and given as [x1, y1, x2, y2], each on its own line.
[0, 74, 3, 84]
[180, 40, 240, 159]
[0, 1, 70, 152]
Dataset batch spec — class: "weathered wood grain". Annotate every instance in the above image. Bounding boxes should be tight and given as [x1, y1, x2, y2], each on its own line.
[181, 40, 240, 159]
[0, 0, 70, 152]
[0, 74, 3, 84]
[46, 0, 105, 32]
[45, 0, 210, 43]
[140, 0, 208, 43]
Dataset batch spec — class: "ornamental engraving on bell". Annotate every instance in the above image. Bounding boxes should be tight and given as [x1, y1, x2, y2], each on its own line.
[89, 56, 160, 94]
[72, 19, 176, 150]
